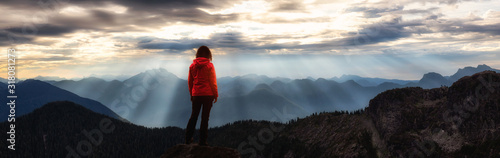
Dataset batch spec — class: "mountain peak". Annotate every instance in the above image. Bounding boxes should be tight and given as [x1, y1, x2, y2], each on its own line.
[253, 83, 273, 92]
[161, 144, 240, 158]
[20, 79, 50, 86]
[124, 68, 179, 84]
[79, 76, 106, 82]
[449, 64, 499, 83]
[342, 79, 361, 87]
[33, 75, 67, 81]
[476, 64, 492, 70]
[422, 72, 444, 78]
[418, 72, 449, 88]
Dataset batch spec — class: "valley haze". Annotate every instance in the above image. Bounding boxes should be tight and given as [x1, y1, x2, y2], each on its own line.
[5, 64, 498, 128]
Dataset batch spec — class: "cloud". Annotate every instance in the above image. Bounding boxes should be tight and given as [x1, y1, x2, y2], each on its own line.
[5, 24, 77, 36]
[270, 1, 307, 12]
[137, 32, 248, 51]
[344, 4, 440, 18]
[0, 30, 33, 46]
[35, 56, 74, 61]
[134, 12, 500, 54]
[0, 0, 240, 32]
[41, 48, 79, 55]
[440, 23, 500, 35]
[345, 6, 404, 18]
[336, 17, 414, 46]
[1, 0, 499, 56]
[138, 39, 206, 51]
[0, 24, 80, 46]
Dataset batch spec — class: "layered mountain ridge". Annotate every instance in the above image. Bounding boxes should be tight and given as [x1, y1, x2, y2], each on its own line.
[1, 71, 498, 157]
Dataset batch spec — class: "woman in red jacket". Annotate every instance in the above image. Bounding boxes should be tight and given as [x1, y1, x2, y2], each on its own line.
[185, 45, 218, 146]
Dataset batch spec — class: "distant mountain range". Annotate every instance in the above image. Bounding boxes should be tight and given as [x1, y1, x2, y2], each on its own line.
[334, 64, 500, 88]
[330, 74, 416, 86]
[50, 69, 308, 127]
[44, 64, 499, 127]
[2, 71, 499, 157]
[0, 79, 121, 122]
[5, 64, 498, 128]
[26, 74, 131, 82]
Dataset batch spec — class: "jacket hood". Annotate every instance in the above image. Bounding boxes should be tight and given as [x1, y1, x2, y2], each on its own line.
[192, 57, 211, 68]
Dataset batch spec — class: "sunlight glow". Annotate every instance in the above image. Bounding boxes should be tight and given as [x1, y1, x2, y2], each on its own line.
[0, 0, 498, 80]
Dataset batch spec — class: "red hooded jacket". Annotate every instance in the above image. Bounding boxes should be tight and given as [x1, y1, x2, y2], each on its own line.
[188, 57, 218, 98]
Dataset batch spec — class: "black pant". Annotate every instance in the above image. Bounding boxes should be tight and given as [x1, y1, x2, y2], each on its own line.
[185, 96, 213, 144]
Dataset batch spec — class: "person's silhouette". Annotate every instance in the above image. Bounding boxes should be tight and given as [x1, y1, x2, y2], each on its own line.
[185, 46, 218, 146]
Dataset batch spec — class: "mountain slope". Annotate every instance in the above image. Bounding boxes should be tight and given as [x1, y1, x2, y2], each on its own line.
[211, 86, 309, 126]
[0, 79, 121, 122]
[0, 101, 184, 157]
[52, 77, 117, 102]
[367, 70, 500, 156]
[417, 72, 451, 88]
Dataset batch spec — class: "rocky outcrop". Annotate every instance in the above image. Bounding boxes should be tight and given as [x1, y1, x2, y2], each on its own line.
[161, 144, 241, 158]
[366, 71, 500, 156]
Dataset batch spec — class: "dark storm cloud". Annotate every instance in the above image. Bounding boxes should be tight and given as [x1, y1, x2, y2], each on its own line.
[136, 12, 500, 53]
[0, 30, 33, 46]
[275, 17, 421, 50]
[90, 10, 116, 25]
[338, 17, 418, 45]
[344, 5, 439, 18]
[136, 17, 422, 52]
[441, 23, 500, 35]
[110, 0, 213, 10]
[270, 1, 306, 12]
[5, 24, 77, 36]
[0, 0, 239, 33]
[0, 24, 78, 46]
[346, 6, 404, 18]
[42, 49, 79, 55]
[0, 0, 213, 10]
[138, 39, 206, 51]
[137, 32, 248, 51]
[0, 0, 240, 47]
[37, 56, 74, 61]
[209, 32, 248, 48]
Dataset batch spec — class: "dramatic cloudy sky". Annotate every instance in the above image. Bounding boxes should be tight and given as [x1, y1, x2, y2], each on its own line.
[1, 0, 499, 80]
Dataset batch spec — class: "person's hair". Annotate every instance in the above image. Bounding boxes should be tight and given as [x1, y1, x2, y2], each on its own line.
[196, 46, 212, 61]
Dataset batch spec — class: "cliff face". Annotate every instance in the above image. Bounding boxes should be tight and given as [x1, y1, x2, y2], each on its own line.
[203, 71, 500, 158]
[161, 144, 241, 158]
[367, 71, 500, 157]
